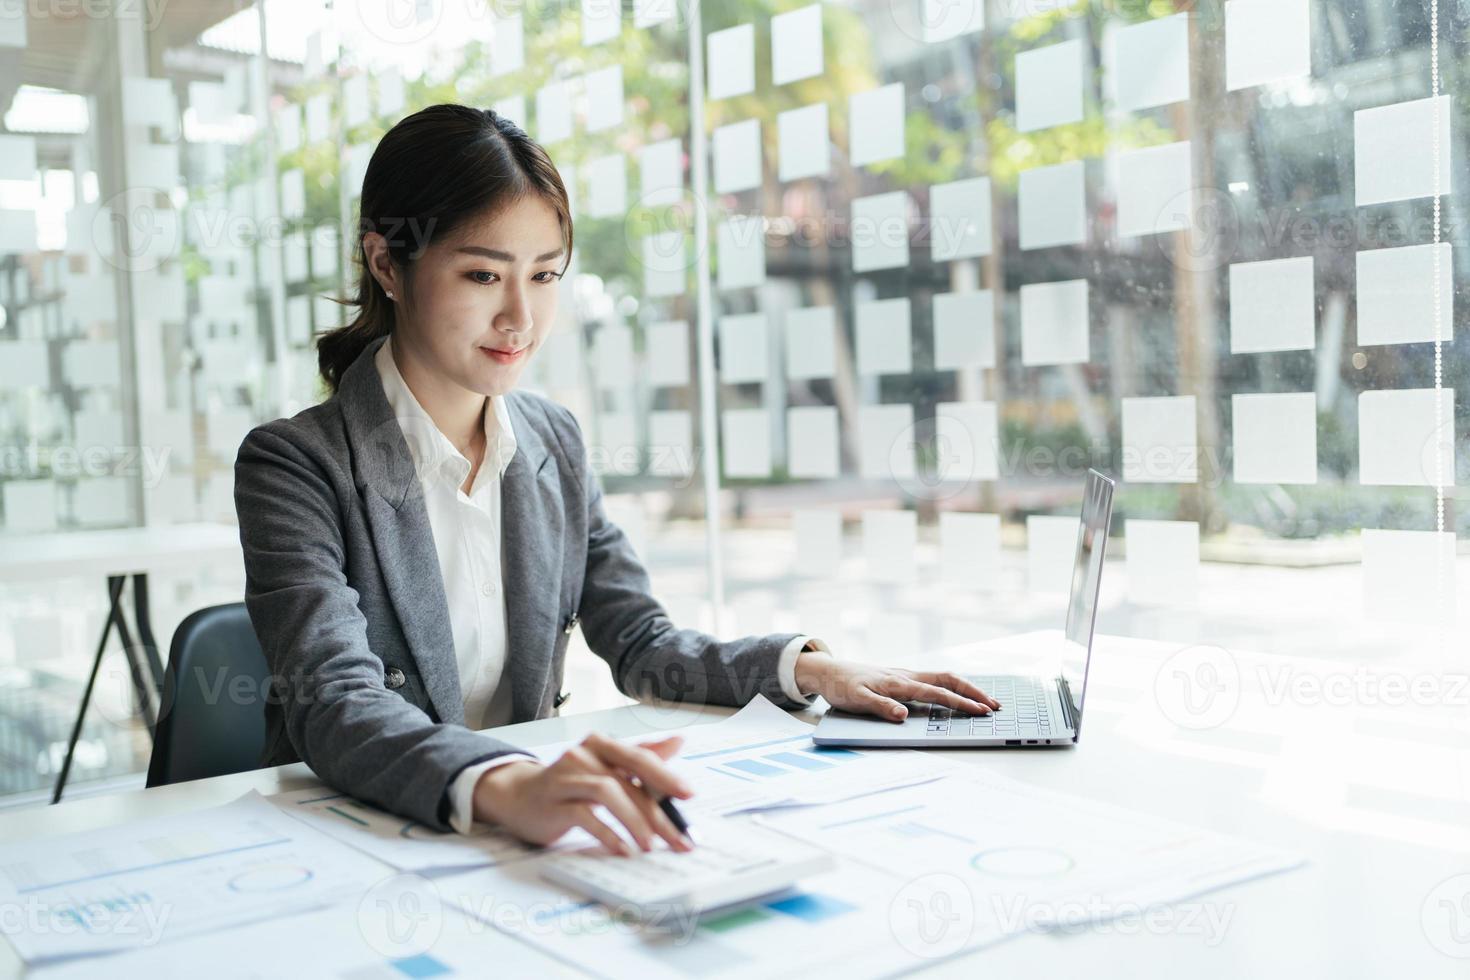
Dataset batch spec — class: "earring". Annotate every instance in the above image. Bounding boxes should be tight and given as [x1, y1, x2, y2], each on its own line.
[386, 290, 394, 300]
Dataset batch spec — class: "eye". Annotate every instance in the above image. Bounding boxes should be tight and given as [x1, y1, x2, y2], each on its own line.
[533, 271, 563, 283]
[469, 270, 498, 285]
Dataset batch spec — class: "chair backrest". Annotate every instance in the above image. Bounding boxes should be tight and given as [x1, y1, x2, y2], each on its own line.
[146, 602, 270, 788]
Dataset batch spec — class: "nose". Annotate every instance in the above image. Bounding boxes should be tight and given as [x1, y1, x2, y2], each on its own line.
[497, 278, 534, 337]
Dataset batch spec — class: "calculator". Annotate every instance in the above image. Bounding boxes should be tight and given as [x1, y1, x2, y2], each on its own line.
[538, 819, 835, 920]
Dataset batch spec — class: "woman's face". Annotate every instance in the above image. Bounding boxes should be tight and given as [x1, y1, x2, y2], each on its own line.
[380, 194, 566, 398]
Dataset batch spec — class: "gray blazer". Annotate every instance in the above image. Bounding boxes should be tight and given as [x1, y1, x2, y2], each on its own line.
[234, 334, 808, 830]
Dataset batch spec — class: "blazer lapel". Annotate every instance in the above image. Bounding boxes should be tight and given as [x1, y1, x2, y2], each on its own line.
[339, 336, 464, 725]
[500, 393, 562, 722]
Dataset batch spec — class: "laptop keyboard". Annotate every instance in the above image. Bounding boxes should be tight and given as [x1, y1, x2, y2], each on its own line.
[923, 676, 1057, 740]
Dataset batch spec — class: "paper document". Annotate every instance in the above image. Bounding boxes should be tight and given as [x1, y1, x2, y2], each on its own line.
[269, 785, 548, 873]
[32, 871, 561, 979]
[759, 769, 1305, 939]
[528, 696, 962, 817]
[438, 843, 980, 980]
[0, 791, 386, 965]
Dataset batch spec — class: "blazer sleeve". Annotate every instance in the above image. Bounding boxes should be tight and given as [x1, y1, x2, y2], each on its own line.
[551, 406, 811, 711]
[234, 421, 523, 831]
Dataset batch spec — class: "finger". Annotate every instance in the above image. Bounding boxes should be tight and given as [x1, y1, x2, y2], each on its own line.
[635, 735, 685, 761]
[915, 671, 1002, 710]
[562, 774, 657, 852]
[856, 689, 910, 722]
[585, 733, 693, 800]
[889, 679, 991, 716]
[618, 773, 693, 852]
[567, 804, 632, 857]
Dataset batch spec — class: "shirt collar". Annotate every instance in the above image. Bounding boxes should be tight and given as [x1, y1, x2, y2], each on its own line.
[374, 335, 519, 494]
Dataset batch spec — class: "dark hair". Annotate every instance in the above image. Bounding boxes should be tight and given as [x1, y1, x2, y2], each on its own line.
[316, 104, 574, 393]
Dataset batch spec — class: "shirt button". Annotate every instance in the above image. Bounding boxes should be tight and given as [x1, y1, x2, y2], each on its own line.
[385, 667, 406, 690]
[481, 581, 495, 597]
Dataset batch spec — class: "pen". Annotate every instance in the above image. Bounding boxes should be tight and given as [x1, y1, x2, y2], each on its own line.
[657, 795, 695, 845]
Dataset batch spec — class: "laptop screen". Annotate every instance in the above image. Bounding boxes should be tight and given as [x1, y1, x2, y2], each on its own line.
[1058, 469, 1114, 736]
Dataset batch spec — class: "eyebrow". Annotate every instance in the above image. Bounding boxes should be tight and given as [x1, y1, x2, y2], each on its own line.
[455, 245, 565, 262]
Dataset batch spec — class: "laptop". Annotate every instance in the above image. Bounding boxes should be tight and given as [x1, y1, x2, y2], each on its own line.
[812, 469, 1114, 749]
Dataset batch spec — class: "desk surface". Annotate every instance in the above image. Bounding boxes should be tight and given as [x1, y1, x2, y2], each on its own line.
[1, 632, 1465, 977]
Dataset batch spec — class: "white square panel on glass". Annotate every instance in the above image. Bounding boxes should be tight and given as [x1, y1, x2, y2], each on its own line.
[585, 65, 625, 132]
[785, 306, 836, 380]
[859, 404, 915, 480]
[646, 320, 690, 388]
[708, 24, 755, 100]
[379, 68, 406, 114]
[1115, 141, 1193, 238]
[582, 0, 620, 46]
[852, 191, 910, 272]
[717, 214, 766, 290]
[643, 231, 686, 297]
[772, 5, 823, 86]
[721, 408, 772, 478]
[936, 401, 999, 481]
[1020, 279, 1089, 366]
[795, 509, 843, 576]
[1361, 529, 1457, 624]
[648, 411, 693, 478]
[855, 297, 912, 376]
[1358, 388, 1454, 487]
[863, 510, 917, 584]
[2, 480, 57, 532]
[1232, 392, 1318, 485]
[1230, 256, 1315, 353]
[1354, 96, 1452, 207]
[939, 512, 1001, 590]
[1226, 0, 1311, 91]
[490, 14, 525, 75]
[850, 84, 905, 168]
[640, 139, 683, 205]
[536, 81, 574, 144]
[713, 119, 762, 194]
[584, 153, 627, 218]
[1356, 243, 1453, 346]
[788, 406, 840, 479]
[1016, 40, 1083, 132]
[1125, 519, 1199, 606]
[1027, 515, 1077, 595]
[778, 103, 830, 181]
[1113, 13, 1190, 112]
[1122, 395, 1198, 483]
[933, 290, 996, 371]
[718, 312, 769, 384]
[1019, 161, 1086, 250]
[929, 176, 992, 261]
[593, 323, 634, 379]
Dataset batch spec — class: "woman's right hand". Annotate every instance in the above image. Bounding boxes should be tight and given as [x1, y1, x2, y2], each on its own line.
[471, 732, 695, 855]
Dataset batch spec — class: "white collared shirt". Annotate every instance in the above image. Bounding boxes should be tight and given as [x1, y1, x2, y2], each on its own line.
[375, 336, 824, 835]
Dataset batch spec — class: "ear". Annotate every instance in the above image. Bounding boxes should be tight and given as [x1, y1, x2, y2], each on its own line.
[361, 231, 399, 297]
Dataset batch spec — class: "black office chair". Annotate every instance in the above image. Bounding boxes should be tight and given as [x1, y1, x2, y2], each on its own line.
[145, 602, 270, 788]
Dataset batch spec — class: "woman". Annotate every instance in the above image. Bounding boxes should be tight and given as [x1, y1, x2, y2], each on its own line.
[235, 104, 997, 856]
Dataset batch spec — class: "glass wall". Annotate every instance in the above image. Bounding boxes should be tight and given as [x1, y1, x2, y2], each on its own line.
[0, 0, 1462, 801]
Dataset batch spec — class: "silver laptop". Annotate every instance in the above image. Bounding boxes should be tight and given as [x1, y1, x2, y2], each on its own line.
[813, 469, 1114, 748]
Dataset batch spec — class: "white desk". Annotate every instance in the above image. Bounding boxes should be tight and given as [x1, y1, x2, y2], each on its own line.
[0, 632, 1465, 977]
[0, 523, 243, 801]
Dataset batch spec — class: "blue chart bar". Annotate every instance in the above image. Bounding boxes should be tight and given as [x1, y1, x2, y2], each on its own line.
[726, 759, 787, 777]
[765, 751, 833, 771]
[764, 892, 857, 923]
[805, 746, 860, 759]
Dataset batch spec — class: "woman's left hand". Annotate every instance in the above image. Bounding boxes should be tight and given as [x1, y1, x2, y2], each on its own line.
[794, 650, 1000, 723]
